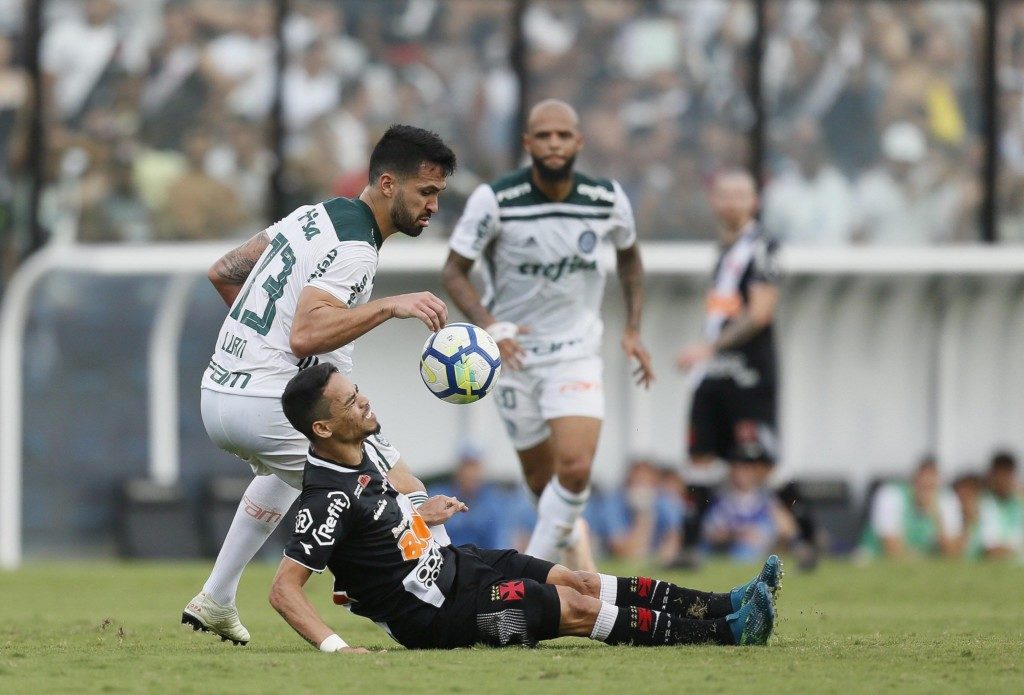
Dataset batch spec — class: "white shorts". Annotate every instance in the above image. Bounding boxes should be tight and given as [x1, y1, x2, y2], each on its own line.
[492, 355, 604, 450]
[200, 388, 401, 489]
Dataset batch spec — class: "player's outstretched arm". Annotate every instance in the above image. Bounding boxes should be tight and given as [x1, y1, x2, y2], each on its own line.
[290, 286, 448, 358]
[615, 244, 655, 387]
[441, 250, 528, 370]
[269, 557, 370, 654]
[207, 230, 270, 307]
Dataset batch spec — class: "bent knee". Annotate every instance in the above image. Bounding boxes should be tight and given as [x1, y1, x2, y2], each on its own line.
[554, 455, 593, 490]
[574, 570, 601, 598]
[556, 585, 596, 620]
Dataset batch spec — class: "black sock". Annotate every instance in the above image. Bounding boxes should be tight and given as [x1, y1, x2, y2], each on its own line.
[602, 606, 734, 646]
[615, 576, 734, 619]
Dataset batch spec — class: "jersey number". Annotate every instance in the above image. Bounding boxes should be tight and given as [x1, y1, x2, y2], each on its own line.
[229, 232, 296, 336]
[398, 514, 432, 561]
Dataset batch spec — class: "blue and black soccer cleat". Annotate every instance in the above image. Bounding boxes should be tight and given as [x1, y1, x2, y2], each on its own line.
[729, 554, 783, 612]
[726, 581, 775, 646]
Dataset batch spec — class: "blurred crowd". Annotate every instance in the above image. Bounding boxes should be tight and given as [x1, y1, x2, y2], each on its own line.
[3, 0, 1024, 267]
[761, 0, 985, 245]
[859, 452, 1024, 561]
[437, 445, 1024, 566]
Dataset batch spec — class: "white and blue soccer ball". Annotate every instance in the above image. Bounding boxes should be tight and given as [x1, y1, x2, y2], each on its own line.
[420, 323, 502, 404]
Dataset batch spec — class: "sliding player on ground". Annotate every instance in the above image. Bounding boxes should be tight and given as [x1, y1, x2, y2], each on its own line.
[270, 363, 779, 652]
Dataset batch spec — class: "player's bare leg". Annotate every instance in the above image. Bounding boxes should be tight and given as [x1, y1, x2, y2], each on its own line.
[517, 439, 554, 500]
[524, 416, 600, 567]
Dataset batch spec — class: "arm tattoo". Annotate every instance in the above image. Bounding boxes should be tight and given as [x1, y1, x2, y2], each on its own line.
[714, 313, 763, 351]
[216, 231, 270, 285]
[616, 247, 645, 332]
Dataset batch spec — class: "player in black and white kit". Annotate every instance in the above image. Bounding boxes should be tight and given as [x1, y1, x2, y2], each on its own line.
[270, 363, 779, 652]
[676, 171, 817, 567]
[677, 170, 780, 469]
[182, 126, 457, 645]
[442, 100, 655, 570]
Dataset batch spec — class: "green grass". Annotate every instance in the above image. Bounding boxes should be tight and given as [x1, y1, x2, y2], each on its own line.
[0, 558, 1021, 693]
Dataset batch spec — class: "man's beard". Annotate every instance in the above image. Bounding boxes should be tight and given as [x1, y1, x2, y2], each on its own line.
[390, 190, 424, 237]
[532, 153, 576, 182]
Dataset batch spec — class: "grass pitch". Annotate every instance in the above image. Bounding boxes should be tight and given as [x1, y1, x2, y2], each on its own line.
[0, 558, 1021, 694]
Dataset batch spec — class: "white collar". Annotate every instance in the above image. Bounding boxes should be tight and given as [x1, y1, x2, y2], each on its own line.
[306, 448, 361, 474]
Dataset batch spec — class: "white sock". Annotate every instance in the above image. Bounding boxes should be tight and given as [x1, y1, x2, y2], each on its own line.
[203, 474, 299, 606]
[589, 602, 619, 642]
[598, 573, 618, 604]
[525, 477, 590, 562]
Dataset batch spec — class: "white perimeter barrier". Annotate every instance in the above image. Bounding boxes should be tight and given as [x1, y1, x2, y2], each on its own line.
[4, 241, 1024, 568]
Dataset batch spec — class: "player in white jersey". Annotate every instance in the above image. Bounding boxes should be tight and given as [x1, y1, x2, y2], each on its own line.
[182, 125, 457, 645]
[442, 100, 655, 568]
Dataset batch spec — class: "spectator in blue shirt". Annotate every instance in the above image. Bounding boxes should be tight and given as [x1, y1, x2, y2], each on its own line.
[588, 459, 685, 565]
[432, 443, 514, 549]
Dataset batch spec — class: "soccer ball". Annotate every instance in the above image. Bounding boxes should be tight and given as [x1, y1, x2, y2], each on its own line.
[420, 323, 502, 404]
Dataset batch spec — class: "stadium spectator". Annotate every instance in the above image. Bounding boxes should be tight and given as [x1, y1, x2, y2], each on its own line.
[41, 0, 147, 126]
[852, 121, 970, 245]
[975, 451, 1024, 560]
[590, 459, 685, 565]
[199, 2, 276, 122]
[156, 129, 244, 240]
[951, 472, 983, 558]
[702, 459, 796, 562]
[139, 0, 207, 151]
[762, 119, 854, 245]
[859, 456, 964, 559]
[432, 443, 516, 550]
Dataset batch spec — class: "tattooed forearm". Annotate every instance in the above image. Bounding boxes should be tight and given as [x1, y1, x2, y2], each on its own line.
[215, 231, 270, 285]
[714, 313, 763, 351]
[616, 246, 645, 333]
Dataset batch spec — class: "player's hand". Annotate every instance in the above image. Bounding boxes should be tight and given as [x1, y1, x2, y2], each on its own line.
[676, 342, 714, 371]
[389, 292, 448, 332]
[487, 322, 529, 371]
[621, 330, 654, 388]
[417, 495, 469, 525]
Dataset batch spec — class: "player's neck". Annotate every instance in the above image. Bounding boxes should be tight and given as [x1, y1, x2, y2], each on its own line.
[531, 169, 574, 202]
[718, 219, 754, 246]
[311, 441, 363, 469]
[358, 187, 397, 241]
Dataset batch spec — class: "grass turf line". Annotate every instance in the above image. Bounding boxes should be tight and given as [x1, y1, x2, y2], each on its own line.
[0, 559, 1021, 693]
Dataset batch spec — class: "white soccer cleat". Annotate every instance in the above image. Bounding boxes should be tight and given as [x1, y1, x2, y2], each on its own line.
[181, 592, 250, 646]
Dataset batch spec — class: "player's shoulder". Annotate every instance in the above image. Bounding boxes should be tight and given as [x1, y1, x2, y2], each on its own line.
[321, 197, 383, 249]
[487, 167, 535, 207]
[749, 223, 780, 252]
[567, 171, 618, 208]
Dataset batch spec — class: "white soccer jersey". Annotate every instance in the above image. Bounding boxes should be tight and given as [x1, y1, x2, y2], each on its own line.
[202, 197, 382, 397]
[449, 167, 636, 366]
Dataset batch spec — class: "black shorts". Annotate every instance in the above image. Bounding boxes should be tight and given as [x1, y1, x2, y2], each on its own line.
[688, 377, 777, 463]
[387, 544, 560, 650]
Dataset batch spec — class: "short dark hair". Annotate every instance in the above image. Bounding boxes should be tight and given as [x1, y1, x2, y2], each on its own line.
[990, 450, 1017, 473]
[281, 363, 339, 441]
[368, 124, 457, 182]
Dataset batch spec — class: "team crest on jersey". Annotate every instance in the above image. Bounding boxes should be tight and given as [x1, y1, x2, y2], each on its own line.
[578, 229, 597, 254]
[354, 474, 371, 498]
